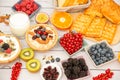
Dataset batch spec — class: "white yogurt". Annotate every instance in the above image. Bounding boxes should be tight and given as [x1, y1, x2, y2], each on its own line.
[9, 12, 30, 38]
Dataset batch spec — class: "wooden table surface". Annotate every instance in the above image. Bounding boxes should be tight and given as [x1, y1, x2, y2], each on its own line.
[0, 0, 120, 80]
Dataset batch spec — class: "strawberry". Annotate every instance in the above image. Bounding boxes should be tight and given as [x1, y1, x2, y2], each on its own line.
[0, 39, 3, 43]
[5, 48, 12, 54]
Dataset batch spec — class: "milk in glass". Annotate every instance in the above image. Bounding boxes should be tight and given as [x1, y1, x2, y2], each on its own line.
[9, 12, 30, 38]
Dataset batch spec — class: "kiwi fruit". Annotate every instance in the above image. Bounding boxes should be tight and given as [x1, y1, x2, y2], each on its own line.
[26, 59, 41, 72]
[20, 48, 34, 61]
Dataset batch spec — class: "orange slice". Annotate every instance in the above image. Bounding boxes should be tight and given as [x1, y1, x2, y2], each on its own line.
[51, 11, 73, 30]
[35, 12, 49, 24]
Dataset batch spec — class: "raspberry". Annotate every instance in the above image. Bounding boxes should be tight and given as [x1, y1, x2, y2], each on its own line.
[20, 1, 26, 7]
[26, 4, 32, 9]
[21, 7, 26, 12]
[25, 10, 31, 15]
[0, 39, 3, 43]
[15, 3, 20, 10]
[33, 4, 38, 10]
[5, 48, 12, 54]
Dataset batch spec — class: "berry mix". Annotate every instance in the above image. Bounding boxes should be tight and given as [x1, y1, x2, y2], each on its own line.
[88, 42, 115, 66]
[14, 0, 39, 15]
[0, 39, 15, 54]
[11, 62, 22, 80]
[43, 66, 59, 80]
[60, 32, 83, 55]
[62, 58, 89, 79]
[32, 26, 53, 41]
[93, 69, 114, 80]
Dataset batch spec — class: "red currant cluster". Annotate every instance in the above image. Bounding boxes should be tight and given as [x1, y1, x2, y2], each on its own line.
[93, 69, 114, 80]
[14, 0, 38, 15]
[60, 32, 83, 55]
[11, 62, 22, 80]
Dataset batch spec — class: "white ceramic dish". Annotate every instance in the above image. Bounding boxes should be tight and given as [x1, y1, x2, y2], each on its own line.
[85, 41, 117, 68]
[40, 63, 62, 80]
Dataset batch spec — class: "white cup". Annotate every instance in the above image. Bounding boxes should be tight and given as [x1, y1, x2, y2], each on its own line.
[9, 12, 30, 39]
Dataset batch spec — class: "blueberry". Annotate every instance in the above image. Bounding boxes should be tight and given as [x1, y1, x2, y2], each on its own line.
[93, 50, 97, 54]
[91, 55, 95, 59]
[46, 61, 50, 64]
[98, 60, 103, 64]
[98, 48, 102, 53]
[56, 57, 60, 62]
[41, 34, 47, 40]
[108, 57, 114, 60]
[96, 57, 100, 61]
[96, 53, 101, 57]
[36, 34, 40, 37]
[101, 57, 107, 62]
[110, 53, 114, 57]
[106, 53, 111, 57]
[95, 44, 100, 49]
[51, 59, 55, 63]
[100, 50, 106, 55]
[100, 42, 107, 48]
[95, 61, 99, 65]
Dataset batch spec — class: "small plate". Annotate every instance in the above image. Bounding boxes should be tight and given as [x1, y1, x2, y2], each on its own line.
[85, 41, 117, 68]
[40, 63, 62, 80]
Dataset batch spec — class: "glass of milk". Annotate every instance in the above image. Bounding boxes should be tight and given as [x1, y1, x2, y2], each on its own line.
[9, 12, 30, 39]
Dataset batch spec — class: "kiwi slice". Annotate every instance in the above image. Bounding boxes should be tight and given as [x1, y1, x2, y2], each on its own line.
[20, 48, 34, 61]
[26, 59, 41, 72]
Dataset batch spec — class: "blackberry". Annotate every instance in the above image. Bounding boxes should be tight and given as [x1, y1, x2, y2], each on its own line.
[2, 43, 9, 50]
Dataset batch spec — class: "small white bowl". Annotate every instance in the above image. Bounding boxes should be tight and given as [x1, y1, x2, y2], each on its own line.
[40, 63, 62, 80]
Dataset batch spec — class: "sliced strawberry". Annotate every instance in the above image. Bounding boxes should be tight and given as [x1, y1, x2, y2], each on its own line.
[5, 48, 12, 54]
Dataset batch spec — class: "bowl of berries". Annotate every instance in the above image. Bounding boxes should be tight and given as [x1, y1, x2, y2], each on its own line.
[85, 41, 117, 67]
[61, 56, 91, 80]
[59, 31, 87, 56]
[12, 0, 41, 18]
[40, 63, 62, 80]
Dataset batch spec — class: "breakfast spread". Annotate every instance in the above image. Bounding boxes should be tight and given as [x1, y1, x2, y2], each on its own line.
[1, 0, 120, 80]
[26, 24, 58, 51]
[26, 59, 41, 72]
[51, 11, 73, 30]
[20, 48, 34, 61]
[0, 33, 21, 64]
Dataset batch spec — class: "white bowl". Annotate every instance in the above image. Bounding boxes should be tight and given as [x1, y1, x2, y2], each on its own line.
[40, 63, 62, 80]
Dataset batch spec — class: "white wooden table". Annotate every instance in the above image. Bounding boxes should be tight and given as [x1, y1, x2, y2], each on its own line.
[0, 0, 120, 80]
